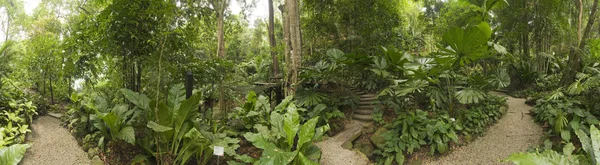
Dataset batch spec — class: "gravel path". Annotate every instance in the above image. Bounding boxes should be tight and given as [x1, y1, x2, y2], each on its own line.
[425, 93, 543, 165]
[316, 121, 370, 165]
[21, 116, 91, 165]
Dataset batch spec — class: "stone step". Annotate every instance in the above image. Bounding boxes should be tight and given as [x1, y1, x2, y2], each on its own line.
[47, 112, 63, 119]
[354, 91, 367, 95]
[360, 97, 377, 101]
[355, 109, 374, 115]
[357, 105, 375, 110]
[359, 100, 377, 105]
[360, 94, 377, 98]
[353, 114, 373, 121]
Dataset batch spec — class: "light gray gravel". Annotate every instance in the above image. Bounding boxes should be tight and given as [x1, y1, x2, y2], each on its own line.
[425, 93, 543, 165]
[21, 116, 91, 165]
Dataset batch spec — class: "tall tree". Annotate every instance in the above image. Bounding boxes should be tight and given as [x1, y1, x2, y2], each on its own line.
[209, 0, 229, 57]
[268, 0, 279, 78]
[561, 0, 599, 85]
[283, 0, 301, 96]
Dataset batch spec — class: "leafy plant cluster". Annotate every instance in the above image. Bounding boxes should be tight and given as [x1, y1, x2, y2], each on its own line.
[504, 124, 600, 165]
[460, 95, 507, 136]
[63, 84, 243, 164]
[375, 110, 461, 164]
[243, 96, 330, 165]
[0, 80, 38, 165]
[375, 97, 507, 165]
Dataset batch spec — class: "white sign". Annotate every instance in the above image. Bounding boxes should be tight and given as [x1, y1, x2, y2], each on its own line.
[213, 146, 224, 156]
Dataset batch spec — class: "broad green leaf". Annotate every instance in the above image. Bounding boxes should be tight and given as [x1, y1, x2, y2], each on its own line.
[563, 143, 574, 156]
[503, 150, 578, 165]
[395, 152, 405, 164]
[0, 144, 30, 165]
[296, 152, 319, 165]
[477, 22, 492, 38]
[590, 125, 600, 164]
[174, 93, 202, 140]
[455, 88, 485, 104]
[244, 133, 270, 150]
[120, 89, 150, 111]
[116, 126, 135, 144]
[257, 143, 297, 165]
[167, 83, 186, 110]
[297, 118, 318, 150]
[147, 121, 173, 132]
[326, 48, 345, 61]
[283, 104, 300, 148]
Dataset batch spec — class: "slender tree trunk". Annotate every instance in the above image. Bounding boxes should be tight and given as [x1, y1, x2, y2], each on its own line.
[217, 12, 225, 57]
[49, 76, 54, 104]
[285, 0, 302, 96]
[562, 0, 599, 85]
[280, 4, 292, 96]
[521, 0, 530, 59]
[268, 0, 279, 79]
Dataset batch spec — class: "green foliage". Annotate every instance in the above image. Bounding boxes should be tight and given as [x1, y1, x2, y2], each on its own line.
[0, 144, 31, 165]
[425, 115, 460, 155]
[244, 97, 329, 165]
[459, 95, 507, 136]
[505, 125, 600, 165]
[228, 91, 271, 131]
[504, 149, 580, 165]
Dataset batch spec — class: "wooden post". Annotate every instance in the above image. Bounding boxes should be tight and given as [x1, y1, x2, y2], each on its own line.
[185, 71, 193, 99]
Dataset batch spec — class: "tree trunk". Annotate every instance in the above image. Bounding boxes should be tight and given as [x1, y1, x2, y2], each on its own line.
[268, 0, 279, 79]
[285, 0, 302, 96]
[280, 4, 292, 96]
[49, 76, 54, 105]
[214, 0, 227, 58]
[521, 0, 530, 59]
[562, 0, 599, 85]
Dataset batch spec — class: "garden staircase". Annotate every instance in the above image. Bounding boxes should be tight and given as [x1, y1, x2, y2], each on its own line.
[350, 89, 379, 122]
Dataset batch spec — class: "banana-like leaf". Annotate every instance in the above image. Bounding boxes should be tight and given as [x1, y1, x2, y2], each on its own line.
[0, 144, 31, 165]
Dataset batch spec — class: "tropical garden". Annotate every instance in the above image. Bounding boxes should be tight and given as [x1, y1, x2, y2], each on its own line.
[0, 0, 599, 164]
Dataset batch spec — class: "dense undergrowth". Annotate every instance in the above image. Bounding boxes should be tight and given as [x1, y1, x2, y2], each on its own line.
[2, 0, 600, 164]
[503, 35, 600, 165]
[0, 79, 39, 165]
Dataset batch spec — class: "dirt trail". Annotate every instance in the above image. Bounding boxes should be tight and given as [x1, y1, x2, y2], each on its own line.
[21, 116, 91, 165]
[425, 93, 543, 165]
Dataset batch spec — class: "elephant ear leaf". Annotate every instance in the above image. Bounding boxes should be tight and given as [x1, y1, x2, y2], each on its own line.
[283, 104, 300, 148]
[257, 143, 297, 165]
[296, 152, 319, 165]
[297, 117, 318, 150]
[0, 144, 31, 165]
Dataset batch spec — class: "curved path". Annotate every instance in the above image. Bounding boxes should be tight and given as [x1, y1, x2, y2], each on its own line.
[21, 116, 91, 165]
[426, 93, 543, 164]
[316, 121, 370, 165]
